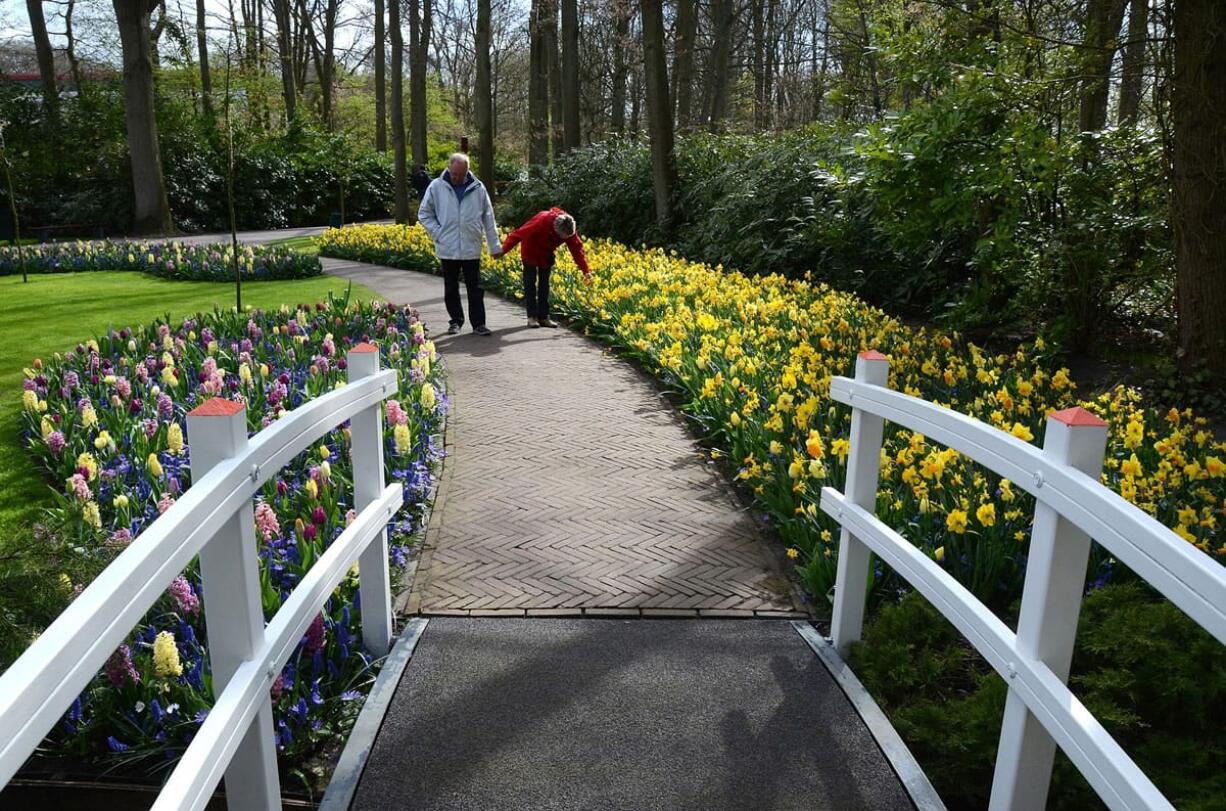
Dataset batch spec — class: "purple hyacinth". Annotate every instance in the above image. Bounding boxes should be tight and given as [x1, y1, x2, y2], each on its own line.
[104, 644, 140, 687]
[168, 576, 200, 614]
[304, 614, 326, 654]
[47, 431, 66, 456]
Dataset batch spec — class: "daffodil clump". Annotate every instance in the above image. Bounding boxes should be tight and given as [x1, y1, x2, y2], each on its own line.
[321, 223, 1226, 610]
[0, 240, 321, 281]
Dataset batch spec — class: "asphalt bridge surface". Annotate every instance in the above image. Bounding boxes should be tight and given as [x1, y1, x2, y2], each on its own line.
[348, 618, 914, 811]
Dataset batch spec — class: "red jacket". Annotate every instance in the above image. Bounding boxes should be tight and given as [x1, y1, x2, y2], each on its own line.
[501, 208, 590, 274]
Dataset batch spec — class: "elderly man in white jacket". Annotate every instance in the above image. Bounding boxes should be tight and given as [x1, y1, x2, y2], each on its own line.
[417, 153, 503, 336]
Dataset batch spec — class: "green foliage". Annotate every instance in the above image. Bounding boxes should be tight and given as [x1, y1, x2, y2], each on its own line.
[850, 585, 1226, 810]
[504, 105, 1171, 349]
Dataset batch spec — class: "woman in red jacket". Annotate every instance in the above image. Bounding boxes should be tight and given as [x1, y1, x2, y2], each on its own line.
[500, 207, 591, 328]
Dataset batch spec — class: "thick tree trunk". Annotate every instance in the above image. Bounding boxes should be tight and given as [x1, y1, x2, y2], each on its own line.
[65, 0, 84, 90]
[610, 0, 630, 133]
[26, 0, 58, 117]
[544, 0, 563, 158]
[195, 0, 213, 117]
[561, 0, 580, 151]
[273, 0, 297, 121]
[390, 0, 408, 221]
[1172, 0, 1226, 374]
[708, 0, 734, 130]
[528, 0, 549, 166]
[409, 0, 431, 166]
[375, 0, 387, 150]
[1079, 0, 1128, 132]
[475, 0, 495, 182]
[639, 0, 677, 233]
[751, 0, 766, 128]
[672, 0, 696, 129]
[113, 0, 174, 235]
[1118, 0, 1149, 126]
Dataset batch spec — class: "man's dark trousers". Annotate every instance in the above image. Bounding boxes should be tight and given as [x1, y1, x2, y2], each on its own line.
[523, 264, 552, 320]
[441, 259, 485, 328]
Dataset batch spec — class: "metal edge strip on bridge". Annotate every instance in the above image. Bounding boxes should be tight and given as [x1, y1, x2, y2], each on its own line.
[791, 621, 947, 811]
[318, 617, 431, 811]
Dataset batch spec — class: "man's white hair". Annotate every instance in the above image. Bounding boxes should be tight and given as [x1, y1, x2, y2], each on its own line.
[554, 213, 577, 238]
[448, 152, 470, 166]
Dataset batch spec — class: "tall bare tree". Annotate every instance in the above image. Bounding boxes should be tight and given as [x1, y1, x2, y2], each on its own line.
[561, 0, 580, 150]
[1172, 0, 1226, 374]
[391, 0, 409, 220]
[1079, 0, 1128, 132]
[272, 0, 298, 120]
[25, 0, 58, 118]
[113, 0, 174, 234]
[409, 0, 432, 166]
[610, 0, 631, 133]
[376, 0, 387, 150]
[544, 0, 563, 156]
[476, 0, 495, 181]
[639, 0, 677, 232]
[196, 0, 213, 117]
[672, 0, 696, 129]
[707, 0, 734, 130]
[528, 0, 550, 165]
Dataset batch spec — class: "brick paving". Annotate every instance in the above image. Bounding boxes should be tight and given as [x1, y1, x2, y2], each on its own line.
[324, 258, 799, 617]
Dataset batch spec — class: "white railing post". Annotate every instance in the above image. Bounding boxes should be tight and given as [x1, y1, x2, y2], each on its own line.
[186, 398, 280, 811]
[989, 406, 1108, 811]
[347, 343, 393, 657]
[830, 350, 890, 655]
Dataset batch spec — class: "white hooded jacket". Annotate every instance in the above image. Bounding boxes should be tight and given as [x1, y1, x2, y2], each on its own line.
[416, 170, 501, 260]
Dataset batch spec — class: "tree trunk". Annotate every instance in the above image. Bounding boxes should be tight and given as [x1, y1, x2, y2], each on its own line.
[610, 0, 630, 133]
[672, 0, 696, 129]
[390, 0, 408, 221]
[544, 0, 563, 158]
[1172, 0, 1226, 374]
[375, 0, 387, 150]
[195, 0, 213, 117]
[708, 0, 734, 130]
[1118, 0, 1149, 126]
[113, 0, 174, 235]
[273, 0, 297, 121]
[26, 0, 58, 117]
[528, 0, 550, 165]
[475, 0, 495, 182]
[561, 0, 580, 151]
[65, 0, 84, 90]
[752, 0, 765, 128]
[1079, 0, 1128, 132]
[409, 0, 431, 166]
[639, 0, 677, 233]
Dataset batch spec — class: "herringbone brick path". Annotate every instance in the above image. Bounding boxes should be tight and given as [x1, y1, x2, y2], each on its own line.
[325, 258, 799, 617]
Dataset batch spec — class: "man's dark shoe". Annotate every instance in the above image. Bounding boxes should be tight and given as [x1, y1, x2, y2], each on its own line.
[473, 325, 493, 336]
[538, 318, 559, 328]
[446, 322, 461, 335]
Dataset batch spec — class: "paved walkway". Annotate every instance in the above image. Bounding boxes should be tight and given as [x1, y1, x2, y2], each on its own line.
[348, 619, 915, 811]
[324, 258, 799, 617]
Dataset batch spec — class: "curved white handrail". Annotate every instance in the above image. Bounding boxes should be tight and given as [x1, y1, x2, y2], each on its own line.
[824, 367, 1226, 811]
[830, 376, 1226, 646]
[0, 366, 397, 787]
[820, 488, 1171, 811]
[152, 483, 403, 811]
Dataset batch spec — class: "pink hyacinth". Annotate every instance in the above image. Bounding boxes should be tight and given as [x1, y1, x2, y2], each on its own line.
[47, 431, 65, 456]
[270, 673, 285, 702]
[158, 492, 176, 514]
[67, 473, 91, 501]
[255, 501, 281, 542]
[115, 377, 131, 399]
[108, 528, 132, 547]
[386, 400, 407, 427]
[168, 575, 200, 614]
[104, 644, 140, 687]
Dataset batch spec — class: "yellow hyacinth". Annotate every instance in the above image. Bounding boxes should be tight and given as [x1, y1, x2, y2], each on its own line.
[168, 423, 184, 455]
[147, 453, 164, 479]
[394, 423, 412, 454]
[153, 631, 183, 678]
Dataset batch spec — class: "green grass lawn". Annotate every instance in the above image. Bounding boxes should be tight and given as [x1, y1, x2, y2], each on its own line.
[0, 271, 380, 553]
[268, 235, 321, 256]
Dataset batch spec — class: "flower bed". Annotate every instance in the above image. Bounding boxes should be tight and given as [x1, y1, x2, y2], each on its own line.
[17, 292, 444, 778]
[1, 240, 322, 281]
[320, 223, 1226, 610]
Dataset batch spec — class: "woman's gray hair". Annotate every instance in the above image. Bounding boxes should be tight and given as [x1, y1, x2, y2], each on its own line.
[554, 213, 577, 238]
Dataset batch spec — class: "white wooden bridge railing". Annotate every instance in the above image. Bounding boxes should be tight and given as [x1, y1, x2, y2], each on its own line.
[0, 343, 403, 811]
[823, 350, 1226, 811]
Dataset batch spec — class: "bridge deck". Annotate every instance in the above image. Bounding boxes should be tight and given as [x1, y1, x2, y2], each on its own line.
[346, 618, 914, 811]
